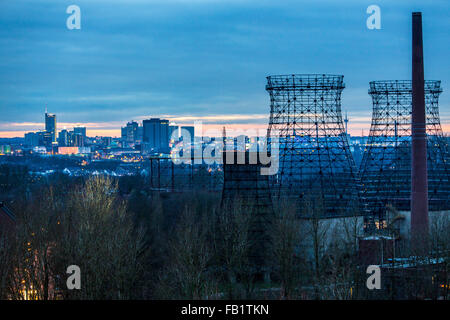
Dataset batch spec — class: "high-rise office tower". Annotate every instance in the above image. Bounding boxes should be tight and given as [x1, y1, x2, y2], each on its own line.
[58, 129, 69, 147]
[136, 126, 143, 144]
[126, 121, 138, 147]
[160, 119, 169, 152]
[73, 126, 86, 137]
[121, 127, 127, 143]
[45, 111, 57, 146]
[74, 127, 87, 143]
[71, 133, 84, 147]
[121, 121, 139, 147]
[143, 118, 169, 153]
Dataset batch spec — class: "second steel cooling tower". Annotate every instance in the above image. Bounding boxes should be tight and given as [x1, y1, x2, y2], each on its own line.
[360, 80, 450, 216]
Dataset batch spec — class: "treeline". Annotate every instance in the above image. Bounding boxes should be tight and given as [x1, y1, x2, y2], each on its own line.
[0, 175, 449, 300]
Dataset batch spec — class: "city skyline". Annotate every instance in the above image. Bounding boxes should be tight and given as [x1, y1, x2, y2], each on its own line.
[1, 0, 449, 138]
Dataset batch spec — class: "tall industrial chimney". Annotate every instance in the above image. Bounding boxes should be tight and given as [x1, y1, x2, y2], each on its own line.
[411, 12, 429, 242]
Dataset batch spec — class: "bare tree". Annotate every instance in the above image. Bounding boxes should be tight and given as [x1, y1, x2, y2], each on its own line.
[4, 187, 60, 300]
[271, 199, 305, 299]
[301, 195, 331, 299]
[321, 215, 363, 300]
[214, 198, 253, 299]
[0, 225, 15, 299]
[156, 201, 217, 299]
[54, 176, 147, 300]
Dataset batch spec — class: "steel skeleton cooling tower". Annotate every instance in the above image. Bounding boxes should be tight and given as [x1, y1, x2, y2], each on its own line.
[266, 74, 361, 217]
[360, 80, 450, 216]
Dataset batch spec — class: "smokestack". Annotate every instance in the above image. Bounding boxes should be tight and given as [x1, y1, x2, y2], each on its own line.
[411, 12, 429, 242]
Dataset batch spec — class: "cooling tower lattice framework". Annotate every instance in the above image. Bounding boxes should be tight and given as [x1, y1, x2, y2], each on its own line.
[360, 80, 450, 213]
[266, 74, 361, 217]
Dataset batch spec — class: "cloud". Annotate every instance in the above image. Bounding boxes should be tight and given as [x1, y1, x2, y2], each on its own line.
[0, 0, 449, 136]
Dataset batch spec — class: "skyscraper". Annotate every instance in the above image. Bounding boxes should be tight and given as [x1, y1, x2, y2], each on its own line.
[121, 121, 143, 147]
[126, 121, 138, 147]
[58, 129, 69, 147]
[143, 118, 169, 153]
[71, 132, 84, 147]
[45, 112, 57, 146]
[74, 126, 86, 141]
[136, 126, 143, 144]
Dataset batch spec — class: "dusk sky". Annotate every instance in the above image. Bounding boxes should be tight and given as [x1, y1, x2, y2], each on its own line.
[0, 0, 449, 137]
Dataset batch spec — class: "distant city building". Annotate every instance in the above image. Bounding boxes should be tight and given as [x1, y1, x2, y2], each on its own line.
[58, 129, 69, 147]
[71, 132, 84, 147]
[136, 126, 143, 144]
[45, 112, 57, 146]
[121, 126, 127, 144]
[58, 146, 79, 155]
[57, 129, 84, 147]
[58, 146, 91, 155]
[0, 145, 11, 155]
[169, 125, 179, 141]
[24, 132, 42, 147]
[74, 127, 87, 144]
[74, 126, 86, 137]
[124, 121, 139, 147]
[42, 131, 54, 147]
[143, 118, 169, 153]
[102, 136, 112, 147]
[180, 126, 195, 145]
[32, 146, 47, 154]
[234, 135, 249, 151]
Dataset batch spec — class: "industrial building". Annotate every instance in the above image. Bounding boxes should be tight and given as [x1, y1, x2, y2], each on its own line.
[221, 150, 274, 280]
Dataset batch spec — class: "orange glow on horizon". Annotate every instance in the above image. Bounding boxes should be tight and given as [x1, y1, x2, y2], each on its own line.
[0, 122, 449, 138]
